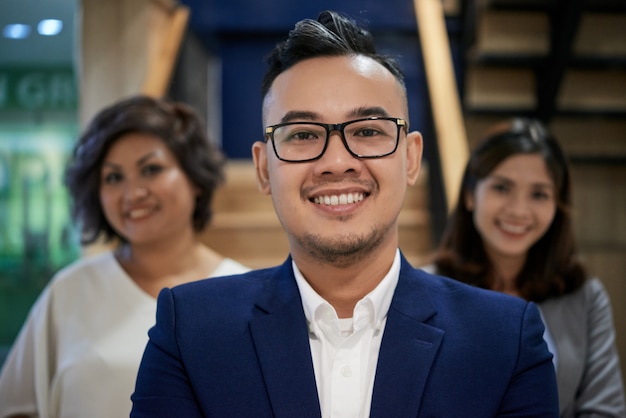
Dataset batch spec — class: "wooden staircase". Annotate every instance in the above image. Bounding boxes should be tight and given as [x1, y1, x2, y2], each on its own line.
[460, 0, 626, 381]
[200, 160, 433, 269]
[462, 0, 626, 139]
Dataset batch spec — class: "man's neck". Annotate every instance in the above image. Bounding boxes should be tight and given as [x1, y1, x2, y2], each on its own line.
[293, 248, 397, 318]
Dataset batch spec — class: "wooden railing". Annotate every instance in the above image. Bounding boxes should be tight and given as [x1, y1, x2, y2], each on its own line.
[414, 0, 469, 212]
[141, 1, 189, 97]
[79, 0, 189, 128]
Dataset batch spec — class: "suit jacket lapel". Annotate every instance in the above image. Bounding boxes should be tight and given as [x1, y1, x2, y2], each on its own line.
[370, 257, 445, 418]
[249, 259, 322, 418]
[248, 256, 444, 418]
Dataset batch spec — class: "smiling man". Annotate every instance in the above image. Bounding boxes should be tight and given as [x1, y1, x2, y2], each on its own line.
[131, 11, 559, 417]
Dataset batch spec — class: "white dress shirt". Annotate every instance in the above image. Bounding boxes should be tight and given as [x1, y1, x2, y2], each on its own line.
[293, 250, 401, 418]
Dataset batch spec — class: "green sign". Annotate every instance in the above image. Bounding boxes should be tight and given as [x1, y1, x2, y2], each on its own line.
[0, 67, 77, 111]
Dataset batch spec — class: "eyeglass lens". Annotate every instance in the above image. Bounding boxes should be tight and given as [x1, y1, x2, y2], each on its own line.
[272, 119, 399, 161]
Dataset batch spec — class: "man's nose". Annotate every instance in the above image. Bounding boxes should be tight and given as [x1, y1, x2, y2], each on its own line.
[323, 130, 354, 159]
[313, 130, 361, 175]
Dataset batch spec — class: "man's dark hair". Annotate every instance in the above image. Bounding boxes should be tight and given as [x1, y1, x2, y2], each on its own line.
[261, 10, 405, 98]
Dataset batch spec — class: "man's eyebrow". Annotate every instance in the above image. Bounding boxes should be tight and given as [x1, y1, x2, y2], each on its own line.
[347, 106, 390, 119]
[280, 107, 390, 124]
[280, 111, 320, 123]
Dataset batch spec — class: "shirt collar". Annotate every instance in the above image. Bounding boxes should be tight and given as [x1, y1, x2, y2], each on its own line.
[293, 249, 401, 333]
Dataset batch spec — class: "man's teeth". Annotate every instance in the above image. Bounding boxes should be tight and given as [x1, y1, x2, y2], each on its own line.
[313, 192, 364, 206]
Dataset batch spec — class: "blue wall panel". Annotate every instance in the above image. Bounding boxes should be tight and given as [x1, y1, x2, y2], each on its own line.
[181, 0, 419, 33]
[219, 36, 279, 158]
[180, 1, 461, 160]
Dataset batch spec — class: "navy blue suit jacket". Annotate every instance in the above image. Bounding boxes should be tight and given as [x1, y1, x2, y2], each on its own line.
[131, 254, 558, 417]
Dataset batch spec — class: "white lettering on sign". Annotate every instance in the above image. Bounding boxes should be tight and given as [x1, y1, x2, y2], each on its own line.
[17, 73, 47, 109]
[48, 73, 75, 108]
[11, 71, 76, 109]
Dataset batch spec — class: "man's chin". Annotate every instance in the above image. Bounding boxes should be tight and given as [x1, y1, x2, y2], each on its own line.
[297, 231, 384, 267]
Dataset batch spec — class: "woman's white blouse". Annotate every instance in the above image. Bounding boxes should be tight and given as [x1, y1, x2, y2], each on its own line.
[0, 251, 249, 418]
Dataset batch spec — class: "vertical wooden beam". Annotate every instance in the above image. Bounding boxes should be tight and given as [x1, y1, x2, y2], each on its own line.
[78, 0, 149, 128]
[141, 5, 189, 97]
[78, 0, 187, 128]
[414, 0, 468, 211]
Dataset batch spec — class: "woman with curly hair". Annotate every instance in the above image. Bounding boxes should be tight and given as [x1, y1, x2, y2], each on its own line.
[0, 95, 249, 417]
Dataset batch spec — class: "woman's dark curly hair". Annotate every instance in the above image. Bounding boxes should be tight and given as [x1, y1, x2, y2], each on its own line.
[65, 95, 225, 245]
[433, 118, 587, 302]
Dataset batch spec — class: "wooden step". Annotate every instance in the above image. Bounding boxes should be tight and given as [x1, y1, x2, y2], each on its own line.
[202, 161, 432, 269]
[475, 10, 549, 57]
[551, 117, 626, 159]
[465, 66, 536, 110]
[211, 160, 274, 213]
[464, 114, 511, 148]
[570, 164, 626, 247]
[573, 13, 626, 57]
[557, 69, 626, 112]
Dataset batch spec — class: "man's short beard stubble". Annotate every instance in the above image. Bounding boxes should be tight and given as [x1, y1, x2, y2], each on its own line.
[295, 220, 391, 268]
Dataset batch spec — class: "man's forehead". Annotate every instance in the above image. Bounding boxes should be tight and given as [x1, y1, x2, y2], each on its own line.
[348, 55, 394, 79]
[277, 55, 391, 83]
[262, 55, 404, 123]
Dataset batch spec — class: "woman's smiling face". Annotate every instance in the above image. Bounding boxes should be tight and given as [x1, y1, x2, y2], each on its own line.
[99, 132, 199, 245]
[467, 153, 557, 266]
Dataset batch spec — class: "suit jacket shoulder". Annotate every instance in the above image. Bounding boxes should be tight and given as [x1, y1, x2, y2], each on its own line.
[383, 258, 558, 416]
[132, 254, 559, 418]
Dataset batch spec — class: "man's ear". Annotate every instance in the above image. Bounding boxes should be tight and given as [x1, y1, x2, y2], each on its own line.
[252, 141, 271, 195]
[406, 131, 423, 186]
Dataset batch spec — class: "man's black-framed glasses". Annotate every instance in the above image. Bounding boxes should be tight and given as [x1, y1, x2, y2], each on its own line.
[264, 117, 407, 163]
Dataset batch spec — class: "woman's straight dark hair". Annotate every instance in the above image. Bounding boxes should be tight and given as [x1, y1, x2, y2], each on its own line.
[433, 118, 586, 302]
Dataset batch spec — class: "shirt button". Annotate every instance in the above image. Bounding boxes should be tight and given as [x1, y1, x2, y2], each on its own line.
[341, 365, 352, 377]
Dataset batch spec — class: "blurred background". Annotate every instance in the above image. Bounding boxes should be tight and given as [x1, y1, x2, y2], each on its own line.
[0, 0, 624, 379]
